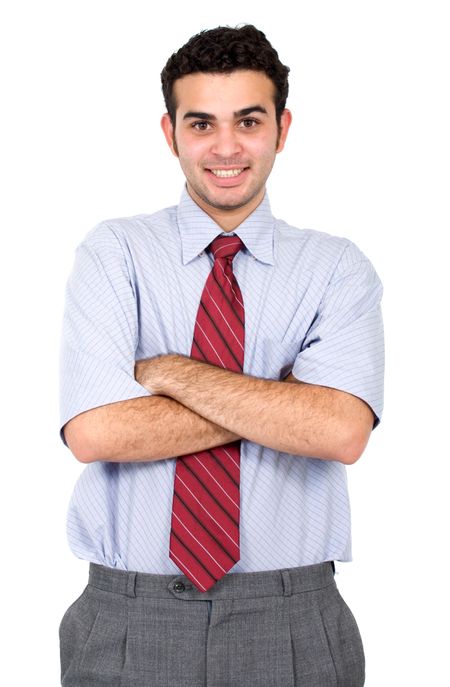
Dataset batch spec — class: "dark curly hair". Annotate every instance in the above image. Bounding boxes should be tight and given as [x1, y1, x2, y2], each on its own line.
[161, 25, 290, 125]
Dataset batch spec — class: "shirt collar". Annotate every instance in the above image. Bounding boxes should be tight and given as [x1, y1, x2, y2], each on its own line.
[177, 185, 275, 266]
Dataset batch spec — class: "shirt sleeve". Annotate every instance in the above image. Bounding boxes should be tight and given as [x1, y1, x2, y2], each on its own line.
[291, 241, 384, 426]
[59, 223, 151, 444]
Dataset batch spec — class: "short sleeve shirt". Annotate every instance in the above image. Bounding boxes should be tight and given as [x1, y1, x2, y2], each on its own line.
[60, 187, 384, 573]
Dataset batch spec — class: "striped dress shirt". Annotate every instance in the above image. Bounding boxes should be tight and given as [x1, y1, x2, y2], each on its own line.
[60, 186, 384, 573]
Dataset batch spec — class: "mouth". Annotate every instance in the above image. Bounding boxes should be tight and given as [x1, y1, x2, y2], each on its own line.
[208, 167, 247, 178]
[204, 167, 250, 187]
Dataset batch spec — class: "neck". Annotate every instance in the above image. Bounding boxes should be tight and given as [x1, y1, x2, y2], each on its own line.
[186, 185, 265, 232]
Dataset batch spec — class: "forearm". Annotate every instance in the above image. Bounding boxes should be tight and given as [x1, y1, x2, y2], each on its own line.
[64, 394, 239, 463]
[138, 355, 374, 464]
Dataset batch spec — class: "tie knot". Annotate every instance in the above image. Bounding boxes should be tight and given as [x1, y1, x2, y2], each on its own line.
[210, 235, 244, 261]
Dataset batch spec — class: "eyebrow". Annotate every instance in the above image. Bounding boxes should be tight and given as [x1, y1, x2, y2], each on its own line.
[182, 105, 268, 121]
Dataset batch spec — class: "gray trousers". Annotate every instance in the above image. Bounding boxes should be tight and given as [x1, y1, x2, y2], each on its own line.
[60, 561, 365, 686]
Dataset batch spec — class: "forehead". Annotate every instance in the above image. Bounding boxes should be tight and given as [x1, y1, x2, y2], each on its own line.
[173, 70, 276, 117]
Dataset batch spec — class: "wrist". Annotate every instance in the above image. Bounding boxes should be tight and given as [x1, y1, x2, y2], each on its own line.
[134, 353, 191, 395]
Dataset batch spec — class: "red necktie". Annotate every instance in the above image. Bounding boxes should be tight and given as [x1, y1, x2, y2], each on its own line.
[169, 235, 245, 591]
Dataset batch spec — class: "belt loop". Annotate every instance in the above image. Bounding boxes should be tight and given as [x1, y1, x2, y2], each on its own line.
[126, 571, 137, 598]
[281, 570, 292, 597]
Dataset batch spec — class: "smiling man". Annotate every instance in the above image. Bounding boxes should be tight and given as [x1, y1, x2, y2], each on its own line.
[162, 69, 290, 225]
[59, 25, 383, 687]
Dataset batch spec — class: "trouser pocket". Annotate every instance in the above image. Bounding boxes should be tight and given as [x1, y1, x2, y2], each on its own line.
[288, 582, 365, 687]
[59, 586, 128, 686]
[319, 584, 365, 686]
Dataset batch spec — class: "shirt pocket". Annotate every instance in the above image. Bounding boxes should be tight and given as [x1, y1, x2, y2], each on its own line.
[254, 337, 301, 380]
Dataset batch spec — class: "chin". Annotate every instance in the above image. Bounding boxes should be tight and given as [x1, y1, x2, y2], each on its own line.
[210, 199, 252, 211]
[202, 188, 261, 212]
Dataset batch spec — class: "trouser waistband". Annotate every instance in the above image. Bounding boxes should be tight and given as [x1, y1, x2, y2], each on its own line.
[88, 561, 336, 601]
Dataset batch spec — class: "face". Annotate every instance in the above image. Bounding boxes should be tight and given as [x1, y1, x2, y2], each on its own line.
[161, 70, 292, 227]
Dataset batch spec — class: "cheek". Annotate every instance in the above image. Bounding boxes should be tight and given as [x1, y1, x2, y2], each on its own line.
[175, 132, 208, 162]
[247, 134, 279, 160]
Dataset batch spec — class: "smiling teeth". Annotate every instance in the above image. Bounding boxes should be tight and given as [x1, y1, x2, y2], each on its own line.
[210, 168, 244, 177]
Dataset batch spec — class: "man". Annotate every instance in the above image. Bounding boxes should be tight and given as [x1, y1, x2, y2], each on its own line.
[59, 24, 383, 687]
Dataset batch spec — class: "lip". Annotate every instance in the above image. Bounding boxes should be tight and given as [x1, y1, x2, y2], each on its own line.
[205, 166, 250, 186]
[206, 165, 248, 171]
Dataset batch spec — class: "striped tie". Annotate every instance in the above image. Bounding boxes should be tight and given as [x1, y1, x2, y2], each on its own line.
[169, 235, 245, 592]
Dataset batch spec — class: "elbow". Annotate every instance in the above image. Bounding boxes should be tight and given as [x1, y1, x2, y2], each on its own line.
[67, 440, 100, 464]
[73, 446, 99, 464]
[335, 403, 375, 465]
[63, 415, 102, 464]
[338, 447, 363, 465]
[336, 425, 371, 465]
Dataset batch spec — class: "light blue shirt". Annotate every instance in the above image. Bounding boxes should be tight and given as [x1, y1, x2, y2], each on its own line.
[60, 187, 384, 573]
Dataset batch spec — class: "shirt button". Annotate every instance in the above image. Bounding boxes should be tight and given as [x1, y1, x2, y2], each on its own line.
[173, 581, 185, 593]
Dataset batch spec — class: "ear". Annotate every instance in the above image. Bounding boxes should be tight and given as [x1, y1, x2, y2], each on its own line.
[276, 109, 292, 153]
[161, 113, 178, 157]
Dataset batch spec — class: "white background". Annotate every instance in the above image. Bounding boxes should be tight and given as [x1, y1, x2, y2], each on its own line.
[1, 1, 449, 684]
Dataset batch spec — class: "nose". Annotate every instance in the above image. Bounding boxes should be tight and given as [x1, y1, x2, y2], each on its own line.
[210, 125, 242, 160]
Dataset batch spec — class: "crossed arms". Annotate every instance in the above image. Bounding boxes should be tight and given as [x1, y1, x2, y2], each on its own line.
[64, 353, 375, 466]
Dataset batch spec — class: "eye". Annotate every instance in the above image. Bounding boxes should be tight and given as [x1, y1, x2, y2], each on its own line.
[192, 121, 211, 131]
[239, 118, 258, 128]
